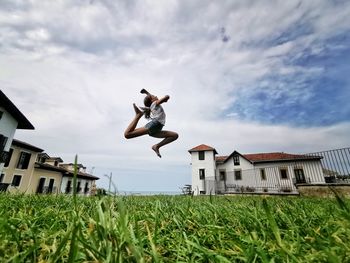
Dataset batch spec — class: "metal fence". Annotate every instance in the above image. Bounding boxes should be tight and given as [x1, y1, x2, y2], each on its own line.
[307, 147, 350, 183]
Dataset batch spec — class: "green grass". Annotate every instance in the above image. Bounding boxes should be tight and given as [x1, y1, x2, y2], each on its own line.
[0, 194, 349, 262]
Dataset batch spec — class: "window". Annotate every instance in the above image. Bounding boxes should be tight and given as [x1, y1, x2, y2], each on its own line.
[77, 181, 82, 193]
[84, 182, 89, 194]
[16, 152, 31, 169]
[233, 155, 240, 165]
[219, 170, 226, 181]
[12, 175, 22, 187]
[66, 180, 72, 194]
[36, 177, 46, 194]
[198, 151, 205, 160]
[0, 135, 8, 152]
[280, 168, 288, 179]
[48, 178, 55, 193]
[260, 169, 266, 180]
[199, 169, 205, 180]
[294, 168, 306, 183]
[200, 190, 206, 195]
[0, 173, 4, 183]
[4, 148, 13, 167]
[234, 170, 242, 180]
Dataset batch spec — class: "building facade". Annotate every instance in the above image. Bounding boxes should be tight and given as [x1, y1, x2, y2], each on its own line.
[1, 139, 98, 195]
[189, 144, 326, 195]
[0, 90, 34, 175]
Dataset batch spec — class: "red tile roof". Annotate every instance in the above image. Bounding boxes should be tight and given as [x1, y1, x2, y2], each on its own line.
[243, 152, 316, 162]
[188, 144, 218, 154]
[215, 156, 228, 162]
[216, 152, 321, 163]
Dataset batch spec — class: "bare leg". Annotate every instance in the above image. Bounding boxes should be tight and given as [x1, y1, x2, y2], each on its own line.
[150, 130, 179, 158]
[124, 104, 149, 139]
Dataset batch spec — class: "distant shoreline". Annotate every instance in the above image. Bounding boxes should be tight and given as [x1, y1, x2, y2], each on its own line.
[117, 191, 182, 196]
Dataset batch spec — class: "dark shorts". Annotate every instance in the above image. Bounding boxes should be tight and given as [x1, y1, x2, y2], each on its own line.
[145, 120, 164, 136]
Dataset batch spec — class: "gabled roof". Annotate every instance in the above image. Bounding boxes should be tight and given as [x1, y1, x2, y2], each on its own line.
[47, 157, 64, 162]
[12, 139, 44, 153]
[215, 151, 322, 164]
[35, 162, 99, 180]
[188, 144, 218, 154]
[0, 90, 34, 129]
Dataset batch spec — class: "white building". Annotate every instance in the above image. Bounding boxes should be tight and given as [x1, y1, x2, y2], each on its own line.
[189, 144, 325, 195]
[0, 90, 34, 174]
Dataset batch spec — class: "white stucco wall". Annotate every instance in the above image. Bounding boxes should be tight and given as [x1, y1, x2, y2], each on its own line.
[60, 176, 94, 196]
[215, 159, 325, 194]
[191, 150, 216, 195]
[0, 107, 18, 172]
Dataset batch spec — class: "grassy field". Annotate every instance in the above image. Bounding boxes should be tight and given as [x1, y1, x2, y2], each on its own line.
[0, 194, 349, 262]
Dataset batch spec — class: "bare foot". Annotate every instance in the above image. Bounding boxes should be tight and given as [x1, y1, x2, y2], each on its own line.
[152, 145, 161, 158]
[133, 103, 143, 115]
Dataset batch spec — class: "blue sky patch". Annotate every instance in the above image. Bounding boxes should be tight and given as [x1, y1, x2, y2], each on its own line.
[228, 34, 350, 127]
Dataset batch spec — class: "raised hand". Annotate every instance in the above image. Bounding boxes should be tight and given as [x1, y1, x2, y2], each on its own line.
[140, 89, 149, 94]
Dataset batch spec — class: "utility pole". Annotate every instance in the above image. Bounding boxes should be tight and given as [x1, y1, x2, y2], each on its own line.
[104, 172, 112, 193]
[108, 172, 112, 193]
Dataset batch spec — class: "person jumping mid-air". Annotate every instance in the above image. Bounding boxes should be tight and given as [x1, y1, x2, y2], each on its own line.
[124, 89, 178, 158]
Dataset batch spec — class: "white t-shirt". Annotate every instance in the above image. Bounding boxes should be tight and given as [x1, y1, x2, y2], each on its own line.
[150, 101, 166, 125]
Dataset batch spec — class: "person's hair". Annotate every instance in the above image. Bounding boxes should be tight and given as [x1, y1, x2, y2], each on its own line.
[143, 95, 152, 119]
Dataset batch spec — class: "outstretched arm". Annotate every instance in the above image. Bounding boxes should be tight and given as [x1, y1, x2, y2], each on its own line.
[156, 95, 170, 105]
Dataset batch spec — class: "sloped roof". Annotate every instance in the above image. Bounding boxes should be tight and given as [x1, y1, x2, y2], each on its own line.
[215, 156, 228, 163]
[12, 139, 44, 152]
[0, 90, 34, 129]
[188, 144, 218, 154]
[215, 152, 321, 164]
[243, 152, 320, 163]
[35, 162, 99, 180]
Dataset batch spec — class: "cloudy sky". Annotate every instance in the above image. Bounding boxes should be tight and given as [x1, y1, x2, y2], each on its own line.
[1, 0, 350, 192]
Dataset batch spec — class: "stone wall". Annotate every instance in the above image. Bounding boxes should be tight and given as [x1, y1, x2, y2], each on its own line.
[297, 184, 350, 198]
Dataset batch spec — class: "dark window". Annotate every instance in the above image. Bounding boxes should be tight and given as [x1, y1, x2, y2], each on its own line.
[36, 177, 46, 194]
[233, 155, 240, 165]
[0, 135, 8, 152]
[280, 168, 288, 179]
[234, 170, 242, 180]
[12, 175, 22, 187]
[294, 168, 306, 184]
[66, 180, 72, 194]
[48, 178, 55, 193]
[260, 169, 266, 180]
[263, 188, 268, 193]
[77, 181, 81, 193]
[17, 152, 31, 169]
[0, 111, 3, 120]
[219, 171, 226, 181]
[199, 169, 205, 180]
[84, 182, 89, 194]
[54, 161, 58, 166]
[0, 173, 4, 183]
[198, 151, 205, 160]
[200, 190, 206, 195]
[4, 148, 13, 167]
